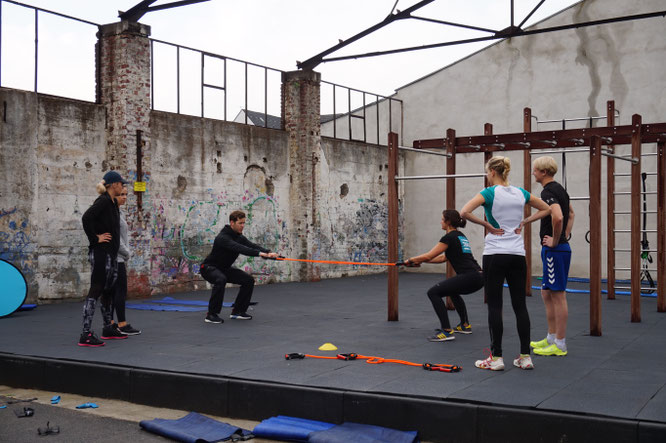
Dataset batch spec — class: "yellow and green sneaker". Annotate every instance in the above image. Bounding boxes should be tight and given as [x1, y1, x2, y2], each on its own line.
[530, 337, 550, 349]
[533, 343, 567, 356]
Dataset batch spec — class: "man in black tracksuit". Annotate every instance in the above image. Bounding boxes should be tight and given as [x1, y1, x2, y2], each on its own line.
[200, 210, 278, 323]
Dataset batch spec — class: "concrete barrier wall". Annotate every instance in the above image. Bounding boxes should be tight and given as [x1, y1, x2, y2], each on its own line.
[0, 89, 397, 302]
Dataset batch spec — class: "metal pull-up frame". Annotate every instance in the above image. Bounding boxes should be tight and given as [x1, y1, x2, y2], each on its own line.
[390, 100, 666, 334]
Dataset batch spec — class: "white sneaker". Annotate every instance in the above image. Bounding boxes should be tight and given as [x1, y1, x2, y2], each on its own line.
[513, 354, 534, 370]
[475, 355, 505, 371]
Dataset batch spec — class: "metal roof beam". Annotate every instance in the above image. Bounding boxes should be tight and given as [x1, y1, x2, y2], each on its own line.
[317, 9, 666, 64]
[297, 0, 436, 71]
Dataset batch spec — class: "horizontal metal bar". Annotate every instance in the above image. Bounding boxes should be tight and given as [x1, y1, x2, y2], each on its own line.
[395, 173, 486, 181]
[614, 172, 658, 176]
[537, 116, 608, 124]
[613, 229, 658, 233]
[530, 148, 590, 155]
[614, 249, 659, 252]
[613, 191, 657, 195]
[203, 83, 225, 91]
[613, 286, 657, 290]
[614, 268, 658, 272]
[399, 145, 451, 157]
[569, 196, 590, 201]
[2, 0, 99, 26]
[321, 80, 401, 102]
[150, 38, 284, 73]
[602, 151, 638, 163]
[613, 211, 658, 214]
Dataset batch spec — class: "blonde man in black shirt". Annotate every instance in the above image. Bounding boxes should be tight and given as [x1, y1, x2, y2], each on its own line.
[531, 156, 575, 356]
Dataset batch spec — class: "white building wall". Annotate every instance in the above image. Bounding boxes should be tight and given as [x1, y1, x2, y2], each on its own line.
[392, 0, 666, 278]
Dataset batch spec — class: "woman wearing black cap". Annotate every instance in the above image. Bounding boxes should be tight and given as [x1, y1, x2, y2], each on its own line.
[78, 171, 128, 347]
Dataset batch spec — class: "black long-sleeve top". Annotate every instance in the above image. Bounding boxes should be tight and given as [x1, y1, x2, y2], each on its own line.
[202, 225, 270, 269]
[81, 193, 120, 257]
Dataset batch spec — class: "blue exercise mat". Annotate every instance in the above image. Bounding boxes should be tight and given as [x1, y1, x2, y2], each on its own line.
[0, 259, 28, 318]
[308, 422, 419, 443]
[126, 304, 207, 312]
[151, 297, 234, 307]
[253, 416, 335, 442]
[140, 411, 252, 443]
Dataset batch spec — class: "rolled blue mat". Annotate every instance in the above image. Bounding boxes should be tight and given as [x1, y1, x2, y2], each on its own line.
[309, 422, 419, 443]
[253, 416, 335, 442]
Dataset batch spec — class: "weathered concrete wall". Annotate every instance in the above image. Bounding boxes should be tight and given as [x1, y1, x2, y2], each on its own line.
[394, 0, 666, 278]
[0, 88, 398, 301]
[0, 88, 108, 302]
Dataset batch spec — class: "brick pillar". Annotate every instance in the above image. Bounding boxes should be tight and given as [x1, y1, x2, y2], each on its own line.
[97, 21, 152, 296]
[281, 70, 322, 282]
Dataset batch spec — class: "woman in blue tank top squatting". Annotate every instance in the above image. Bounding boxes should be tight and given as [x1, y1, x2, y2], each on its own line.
[403, 209, 484, 342]
[461, 156, 550, 371]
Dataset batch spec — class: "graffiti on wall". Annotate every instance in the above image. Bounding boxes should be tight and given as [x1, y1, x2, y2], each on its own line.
[145, 189, 288, 287]
[0, 207, 34, 276]
[0, 209, 32, 269]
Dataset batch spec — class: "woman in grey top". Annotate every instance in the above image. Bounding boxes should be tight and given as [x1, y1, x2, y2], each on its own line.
[114, 185, 141, 335]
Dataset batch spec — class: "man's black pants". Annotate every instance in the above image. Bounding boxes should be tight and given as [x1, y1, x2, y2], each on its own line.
[201, 264, 255, 314]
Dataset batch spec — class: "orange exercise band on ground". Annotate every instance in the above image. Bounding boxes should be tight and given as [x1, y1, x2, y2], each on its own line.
[275, 257, 399, 266]
[285, 352, 462, 373]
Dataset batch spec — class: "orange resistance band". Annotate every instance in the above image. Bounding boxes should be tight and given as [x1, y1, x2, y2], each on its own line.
[275, 257, 398, 266]
[285, 352, 462, 373]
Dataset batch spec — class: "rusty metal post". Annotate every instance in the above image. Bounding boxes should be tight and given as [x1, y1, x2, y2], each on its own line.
[589, 135, 602, 336]
[388, 132, 400, 321]
[606, 101, 616, 300]
[483, 123, 493, 305]
[445, 129, 457, 310]
[658, 140, 666, 312]
[630, 114, 642, 322]
[523, 108, 533, 297]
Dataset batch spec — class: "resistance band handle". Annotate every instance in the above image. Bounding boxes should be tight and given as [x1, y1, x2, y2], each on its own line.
[285, 353, 305, 360]
[336, 353, 358, 361]
[422, 363, 462, 372]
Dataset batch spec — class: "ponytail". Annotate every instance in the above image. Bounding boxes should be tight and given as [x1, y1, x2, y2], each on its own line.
[485, 156, 511, 182]
[96, 180, 108, 195]
[443, 209, 466, 228]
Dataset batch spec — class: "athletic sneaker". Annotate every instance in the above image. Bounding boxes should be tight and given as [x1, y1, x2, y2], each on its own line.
[513, 354, 535, 369]
[530, 337, 550, 349]
[428, 329, 455, 342]
[119, 324, 142, 335]
[205, 313, 223, 324]
[475, 355, 505, 371]
[101, 324, 128, 340]
[533, 343, 567, 356]
[453, 323, 472, 334]
[230, 312, 252, 320]
[78, 332, 105, 347]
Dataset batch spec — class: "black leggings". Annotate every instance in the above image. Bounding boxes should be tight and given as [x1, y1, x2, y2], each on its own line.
[427, 271, 484, 330]
[113, 262, 128, 323]
[82, 248, 117, 333]
[482, 254, 531, 357]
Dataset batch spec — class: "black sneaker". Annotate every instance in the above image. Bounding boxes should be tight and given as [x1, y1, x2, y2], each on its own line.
[230, 311, 252, 320]
[119, 324, 142, 335]
[205, 313, 223, 324]
[78, 331, 105, 347]
[101, 324, 128, 340]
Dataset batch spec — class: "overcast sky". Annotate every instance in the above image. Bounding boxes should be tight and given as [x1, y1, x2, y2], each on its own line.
[1, 0, 581, 115]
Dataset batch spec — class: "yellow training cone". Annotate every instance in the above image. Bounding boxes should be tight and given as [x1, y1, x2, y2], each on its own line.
[318, 343, 338, 351]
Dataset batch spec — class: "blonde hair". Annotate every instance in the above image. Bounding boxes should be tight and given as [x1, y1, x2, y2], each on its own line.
[96, 180, 109, 195]
[485, 156, 511, 182]
[533, 156, 558, 176]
